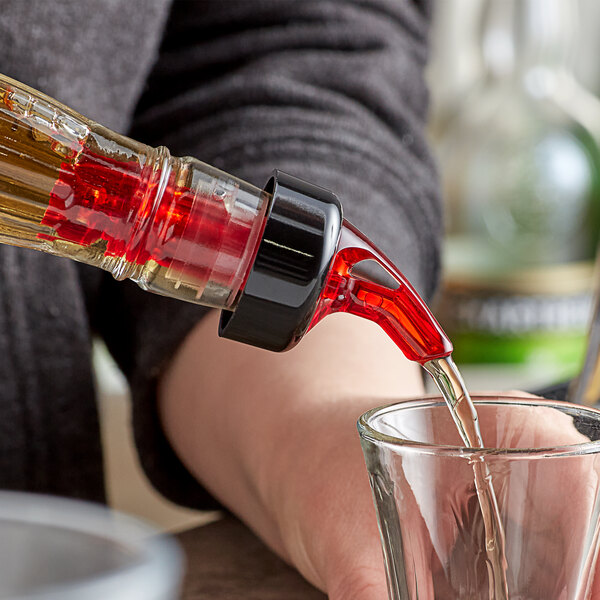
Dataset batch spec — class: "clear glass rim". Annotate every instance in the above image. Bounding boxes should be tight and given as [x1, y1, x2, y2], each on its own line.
[357, 395, 600, 458]
[0, 491, 183, 600]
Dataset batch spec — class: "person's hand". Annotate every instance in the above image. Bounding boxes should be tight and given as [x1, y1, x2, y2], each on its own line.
[261, 390, 600, 599]
[158, 308, 600, 599]
[158, 312, 419, 599]
[392, 393, 600, 598]
[478, 398, 600, 598]
[259, 397, 390, 599]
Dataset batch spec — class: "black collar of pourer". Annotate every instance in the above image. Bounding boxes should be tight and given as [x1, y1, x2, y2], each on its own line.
[219, 170, 343, 352]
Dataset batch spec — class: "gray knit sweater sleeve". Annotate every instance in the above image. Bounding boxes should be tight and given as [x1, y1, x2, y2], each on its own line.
[98, 0, 440, 507]
[133, 0, 441, 299]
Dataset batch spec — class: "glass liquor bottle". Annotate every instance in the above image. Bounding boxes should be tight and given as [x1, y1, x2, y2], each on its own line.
[436, 0, 600, 377]
[0, 73, 452, 360]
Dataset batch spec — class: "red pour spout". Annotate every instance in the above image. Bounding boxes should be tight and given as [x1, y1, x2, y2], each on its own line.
[311, 221, 453, 364]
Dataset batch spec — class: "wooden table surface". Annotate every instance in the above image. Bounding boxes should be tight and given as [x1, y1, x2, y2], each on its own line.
[177, 516, 327, 599]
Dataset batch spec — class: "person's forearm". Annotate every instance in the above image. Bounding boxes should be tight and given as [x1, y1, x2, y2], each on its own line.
[157, 309, 424, 589]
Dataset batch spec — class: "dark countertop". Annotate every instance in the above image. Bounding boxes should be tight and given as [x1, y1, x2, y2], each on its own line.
[177, 515, 327, 599]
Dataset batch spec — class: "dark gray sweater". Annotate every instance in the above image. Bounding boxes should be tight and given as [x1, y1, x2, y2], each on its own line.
[0, 0, 440, 506]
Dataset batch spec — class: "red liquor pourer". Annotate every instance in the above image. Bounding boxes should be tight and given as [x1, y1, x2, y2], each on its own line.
[220, 171, 453, 362]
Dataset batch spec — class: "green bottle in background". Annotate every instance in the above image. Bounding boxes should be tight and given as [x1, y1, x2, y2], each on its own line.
[435, 0, 600, 380]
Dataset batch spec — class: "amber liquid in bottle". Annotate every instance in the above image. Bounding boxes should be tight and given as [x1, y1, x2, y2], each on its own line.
[0, 77, 269, 310]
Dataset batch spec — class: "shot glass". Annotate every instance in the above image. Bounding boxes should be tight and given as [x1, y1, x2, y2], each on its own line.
[0, 491, 183, 599]
[358, 396, 600, 600]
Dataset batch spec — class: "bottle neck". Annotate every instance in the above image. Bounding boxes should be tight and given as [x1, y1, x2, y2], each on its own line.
[0, 72, 271, 311]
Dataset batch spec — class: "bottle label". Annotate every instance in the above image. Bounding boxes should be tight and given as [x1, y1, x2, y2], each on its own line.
[440, 289, 592, 335]
[438, 265, 594, 369]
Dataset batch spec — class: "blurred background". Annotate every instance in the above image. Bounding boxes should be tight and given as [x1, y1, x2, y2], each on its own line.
[427, 0, 600, 391]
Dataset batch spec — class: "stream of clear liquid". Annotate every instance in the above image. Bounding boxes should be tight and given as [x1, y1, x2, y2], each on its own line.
[424, 357, 509, 600]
